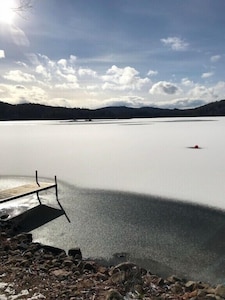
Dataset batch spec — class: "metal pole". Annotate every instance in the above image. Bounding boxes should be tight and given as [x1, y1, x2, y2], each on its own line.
[55, 175, 58, 200]
[54, 176, 71, 223]
[36, 192, 42, 205]
[35, 170, 41, 204]
[35, 170, 40, 186]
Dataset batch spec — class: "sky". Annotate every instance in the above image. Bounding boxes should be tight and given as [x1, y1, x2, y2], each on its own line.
[0, 0, 225, 109]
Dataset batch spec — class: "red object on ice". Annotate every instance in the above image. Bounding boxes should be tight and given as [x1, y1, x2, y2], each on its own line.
[194, 145, 199, 149]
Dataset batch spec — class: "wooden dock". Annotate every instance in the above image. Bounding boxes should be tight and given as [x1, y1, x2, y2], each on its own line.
[0, 171, 70, 223]
[0, 171, 58, 205]
[0, 182, 56, 204]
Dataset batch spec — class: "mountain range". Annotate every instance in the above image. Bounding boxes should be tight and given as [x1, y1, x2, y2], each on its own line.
[0, 100, 225, 120]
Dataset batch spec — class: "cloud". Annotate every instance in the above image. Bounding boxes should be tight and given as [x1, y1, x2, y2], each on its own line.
[210, 55, 221, 63]
[102, 95, 146, 108]
[87, 85, 98, 90]
[36, 65, 52, 81]
[34, 54, 79, 88]
[181, 78, 194, 87]
[201, 72, 214, 78]
[69, 55, 77, 64]
[3, 70, 36, 83]
[0, 50, 5, 59]
[10, 26, 30, 47]
[78, 68, 97, 77]
[0, 84, 47, 105]
[147, 70, 158, 76]
[56, 72, 78, 84]
[160, 36, 189, 51]
[189, 85, 218, 99]
[0, 85, 9, 96]
[214, 81, 225, 91]
[2, 50, 224, 110]
[102, 65, 149, 90]
[172, 99, 207, 109]
[16, 86, 47, 104]
[56, 59, 76, 75]
[57, 59, 67, 68]
[149, 81, 180, 95]
[154, 98, 207, 109]
[55, 82, 79, 89]
[15, 85, 26, 89]
[16, 61, 28, 68]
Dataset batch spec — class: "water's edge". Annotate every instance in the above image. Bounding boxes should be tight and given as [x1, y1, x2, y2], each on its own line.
[1, 175, 225, 284]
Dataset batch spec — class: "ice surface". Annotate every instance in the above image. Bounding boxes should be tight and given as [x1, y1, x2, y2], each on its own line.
[0, 117, 224, 210]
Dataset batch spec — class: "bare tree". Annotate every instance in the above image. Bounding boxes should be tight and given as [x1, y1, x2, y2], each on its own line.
[12, 0, 33, 15]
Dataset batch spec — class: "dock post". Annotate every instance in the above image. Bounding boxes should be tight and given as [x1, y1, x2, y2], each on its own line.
[35, 171, 41, 205]
[55, 175, 58, 201]
[54, 175, 71, 223]
[35, 170, 40, 187]
[36, 192, 42, 205]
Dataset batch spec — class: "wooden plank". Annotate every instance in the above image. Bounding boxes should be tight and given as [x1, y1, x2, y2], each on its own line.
[0, 182, 56, 204]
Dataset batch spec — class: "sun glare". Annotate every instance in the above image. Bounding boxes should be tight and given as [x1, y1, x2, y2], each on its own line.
[0, 0, 15, 24]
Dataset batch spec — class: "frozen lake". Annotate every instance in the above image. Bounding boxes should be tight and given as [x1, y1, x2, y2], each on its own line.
[0, 117, 225, 283]
[0, 117, 225, 209]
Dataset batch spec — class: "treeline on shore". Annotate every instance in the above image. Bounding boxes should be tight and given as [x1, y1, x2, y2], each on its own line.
[0, 99, 225, 120]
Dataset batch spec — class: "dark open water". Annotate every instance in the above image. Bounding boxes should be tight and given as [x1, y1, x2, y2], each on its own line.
[1, 176, 225, 284]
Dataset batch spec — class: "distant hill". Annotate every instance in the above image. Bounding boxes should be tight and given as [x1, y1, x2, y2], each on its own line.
[0, 100, 225, 120]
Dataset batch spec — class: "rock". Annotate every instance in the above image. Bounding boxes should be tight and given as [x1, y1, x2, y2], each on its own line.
[106, 289, 124, 300]
[15, 233, 33, 243]
[185, 280, 198, 291]
[95, 271, 108, 281]
[207, 288, 216, 294]
[23, 251, 33, 258]
[167, 275, 183, 283]
[110, 261, 142, 281]
[215, 284, 225, 298]
[9, 249, 21, 256]
[50, 259, 61, 268]
[156, 277, 165, 286]
[19, 259, 31, 267]
[43, 253, 54, 260]
[98, 265, 108, 275]
[197, 289, 207, 297]
[28, 242, 42, 253]
[171, 282, 184, 294]
[18, 241, 30, 250]
[41, 245, 66, 256]
[134, 284, 144, 294]
[0, 214, 9, 220]
[63, 258, 74, 268]
[3, 244, 10, 251]
[205, 295, 218, 299]
[111, 262, 138, 274]
[110, 262, 144, 288]
[0, 232, 7, 238]
[110, 271, 126, 284]
[82, 261, 97, 272]
[68, 247, 82, 259]
[51, 269, 72, 279]
[188, 289, 198, 298]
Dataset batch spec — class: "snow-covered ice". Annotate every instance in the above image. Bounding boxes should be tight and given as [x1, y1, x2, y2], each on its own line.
[0, 117, 224, 209]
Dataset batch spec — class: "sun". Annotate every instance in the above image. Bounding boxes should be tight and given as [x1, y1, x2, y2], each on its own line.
[0, 0, 16, 24]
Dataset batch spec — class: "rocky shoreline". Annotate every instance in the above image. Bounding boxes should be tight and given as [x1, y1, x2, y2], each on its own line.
[1, 220, 225, 299]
